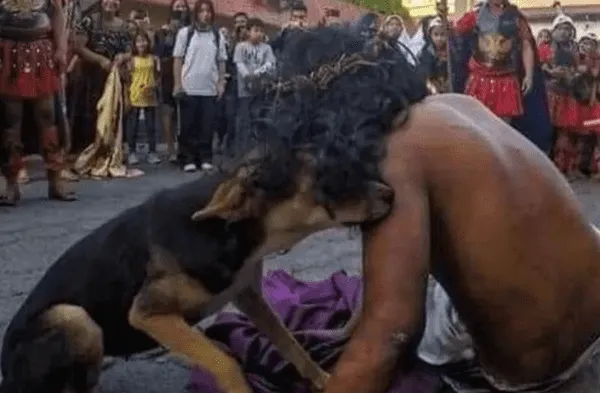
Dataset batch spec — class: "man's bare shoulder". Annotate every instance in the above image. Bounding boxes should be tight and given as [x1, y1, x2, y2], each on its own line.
[388, 93, 498, 149]
[404, 93, 495, 132]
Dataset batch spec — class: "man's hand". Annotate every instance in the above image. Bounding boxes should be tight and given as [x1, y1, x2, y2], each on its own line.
[54, 46, 67, 74]
[173, 84, 185, 98]
[217, 78, 226, 99]
[99, 57, 112, 71]
[522, 74, 533, 95]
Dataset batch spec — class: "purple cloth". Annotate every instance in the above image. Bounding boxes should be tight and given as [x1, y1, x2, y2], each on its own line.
[189, 270, 442, 393]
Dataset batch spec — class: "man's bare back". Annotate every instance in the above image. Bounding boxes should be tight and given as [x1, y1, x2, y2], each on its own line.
[324, 93, 600, 393]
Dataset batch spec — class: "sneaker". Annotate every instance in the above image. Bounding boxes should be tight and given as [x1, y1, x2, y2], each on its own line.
[201, 162, 214, 171]
[183, 163, 197, 172]
[147, 152, 161, 164]
[168, 153, 178, 163]
[128, 153, 139, 165]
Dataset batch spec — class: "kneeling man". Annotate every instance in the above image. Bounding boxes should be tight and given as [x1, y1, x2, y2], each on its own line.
[323, 94, 600, 393]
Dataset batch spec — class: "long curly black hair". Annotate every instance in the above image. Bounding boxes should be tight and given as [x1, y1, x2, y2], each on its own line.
[237, 25, 429, 207]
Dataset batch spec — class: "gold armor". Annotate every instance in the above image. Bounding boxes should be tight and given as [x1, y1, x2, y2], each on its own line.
[0, 0, 51, 38]
[476, 33, 515, 69]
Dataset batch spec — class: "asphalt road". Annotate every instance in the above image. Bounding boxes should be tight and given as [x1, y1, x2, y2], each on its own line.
[1, 160, 600, 392]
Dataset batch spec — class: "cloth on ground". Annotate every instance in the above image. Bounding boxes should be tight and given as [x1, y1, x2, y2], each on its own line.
[189, 270, 443, 393]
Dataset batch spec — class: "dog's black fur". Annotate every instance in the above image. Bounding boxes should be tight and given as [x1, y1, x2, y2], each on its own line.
[0, 166, 297, 393]
[1, 25, 425, 393]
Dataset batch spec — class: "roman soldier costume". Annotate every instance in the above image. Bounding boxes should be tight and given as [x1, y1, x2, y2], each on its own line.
[450, 0, 552, 153]
[453, 0, 527, 119]
[538, 10, 583, 177]
[0, 0, 76, 204]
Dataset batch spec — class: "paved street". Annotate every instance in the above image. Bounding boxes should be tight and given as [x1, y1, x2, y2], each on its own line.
[1, 160, 600, 392]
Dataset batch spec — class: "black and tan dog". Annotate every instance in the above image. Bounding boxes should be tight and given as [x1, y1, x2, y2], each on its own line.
[0, 152, 393, 393]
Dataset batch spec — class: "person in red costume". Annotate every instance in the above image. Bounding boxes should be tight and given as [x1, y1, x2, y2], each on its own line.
[453, 0, 535, 122]
[574, 32, 599, 179]
[538, 11, 581, 179]
[0, 0, 77, 205]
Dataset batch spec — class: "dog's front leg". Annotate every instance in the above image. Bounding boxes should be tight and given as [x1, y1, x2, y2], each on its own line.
[235, 285, 330, 391]
[128, 278, 252, 393]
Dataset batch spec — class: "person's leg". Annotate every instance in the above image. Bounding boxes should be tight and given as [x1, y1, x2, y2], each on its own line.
[145, 107, 161, 164]
[178, 95, 198, 171]
[235, 97, 251, 156]
[126, 108, 140, 164]
[578, 133, 595, 176]
[161, 103, 176, 162]
[197, 96, 216, 169]
[224, 91, 238, 154]
[0, 98, 25, 205]
[32, 96, 76, 201]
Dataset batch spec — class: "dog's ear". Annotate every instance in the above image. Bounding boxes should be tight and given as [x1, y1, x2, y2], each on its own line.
[191, 170, 261, 222]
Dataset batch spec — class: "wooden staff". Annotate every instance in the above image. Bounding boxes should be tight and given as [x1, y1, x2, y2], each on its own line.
[436, 0, 453, 92]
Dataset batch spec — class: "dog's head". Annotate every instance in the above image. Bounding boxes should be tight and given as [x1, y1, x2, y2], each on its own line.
[190, 151, 393, 256]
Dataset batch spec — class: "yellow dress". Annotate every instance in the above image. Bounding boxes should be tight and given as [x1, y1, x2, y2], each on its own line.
[129, 55, 157, 107]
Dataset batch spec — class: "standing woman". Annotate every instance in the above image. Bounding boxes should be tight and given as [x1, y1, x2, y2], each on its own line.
[155, 0, 190, 163]
[68, 0, 135, 178]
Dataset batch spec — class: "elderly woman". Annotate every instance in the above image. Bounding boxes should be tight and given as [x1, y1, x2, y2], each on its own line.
[154, 0, 190, 163]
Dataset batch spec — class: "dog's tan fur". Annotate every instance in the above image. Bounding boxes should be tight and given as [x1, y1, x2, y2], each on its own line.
[10, 155, 392, 393]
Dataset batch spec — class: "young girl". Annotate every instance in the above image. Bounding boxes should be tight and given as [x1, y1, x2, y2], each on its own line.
[126, 30, 161, 165]
[418, 17, 449, 94]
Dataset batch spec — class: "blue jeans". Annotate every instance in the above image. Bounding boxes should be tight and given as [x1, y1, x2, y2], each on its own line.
[126, 107, 157, 153]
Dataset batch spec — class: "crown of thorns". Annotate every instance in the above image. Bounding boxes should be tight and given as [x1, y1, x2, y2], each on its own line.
[268, 52, 377, 93]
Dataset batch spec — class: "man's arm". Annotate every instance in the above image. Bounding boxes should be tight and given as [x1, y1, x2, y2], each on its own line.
[256, 45, 276, 74]
[172, 27, 187, 91]
[518, 17, 535, 83]
[233, 43, 251, 77]
[217, 31, 227, 83]
[324, 172, 430, 393]
[453, 11, 477, 36]
[51, 0, 66, 53]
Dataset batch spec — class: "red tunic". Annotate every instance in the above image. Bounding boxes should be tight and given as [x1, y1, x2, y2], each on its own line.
[0, 0, 60, 99]
[538, 43, 581, 129]
[0, 38, 59, 99]
[454, 9, 530, 118]
[578, 53, 600, 134]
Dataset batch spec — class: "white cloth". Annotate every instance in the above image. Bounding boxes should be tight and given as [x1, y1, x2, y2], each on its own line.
[397, 27, 426, 65]
[417, 277, 600, 393]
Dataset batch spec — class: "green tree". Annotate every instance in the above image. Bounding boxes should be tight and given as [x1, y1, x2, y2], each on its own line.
[347, 0, 410, 17]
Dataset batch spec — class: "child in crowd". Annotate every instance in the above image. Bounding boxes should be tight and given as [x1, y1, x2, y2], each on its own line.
[539, 13, 581, 179]
[233, 18, 275, 153]
[126, 30, 161, 165]
[418, 16, 449, 94]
